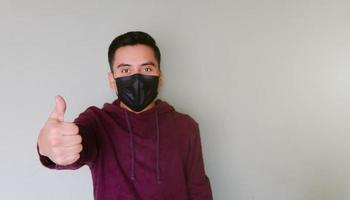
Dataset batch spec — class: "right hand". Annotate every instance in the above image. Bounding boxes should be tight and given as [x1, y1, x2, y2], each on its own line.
[37, 95, 82, 166]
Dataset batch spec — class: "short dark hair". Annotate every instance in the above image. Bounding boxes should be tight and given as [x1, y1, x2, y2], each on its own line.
[108, 31, 161, 71]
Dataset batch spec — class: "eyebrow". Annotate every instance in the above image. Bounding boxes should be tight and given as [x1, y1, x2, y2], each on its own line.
[116, 61, 157, 69]
[141, 62, 156, 67]
[116, 63, 131, 68]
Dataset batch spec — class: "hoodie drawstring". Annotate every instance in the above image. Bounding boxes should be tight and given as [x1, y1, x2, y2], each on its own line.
[155, 110, 161, 184]
[124, 110, 136, 181]
[123, 109, 161, 184]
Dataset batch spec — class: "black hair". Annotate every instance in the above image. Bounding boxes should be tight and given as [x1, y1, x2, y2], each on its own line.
[108, 31, 161, 71]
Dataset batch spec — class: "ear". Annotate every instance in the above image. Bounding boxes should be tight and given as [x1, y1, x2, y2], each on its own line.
[108, 72, 117, 92]
[158, 70, 164, 88]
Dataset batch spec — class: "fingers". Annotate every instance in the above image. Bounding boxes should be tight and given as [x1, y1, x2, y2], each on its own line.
[53, 153, 81, 166]
[59, 144, 83, 155]
[59, 135, 82, 147]
[46, 122, 79, 137]
[63, 154, 80, 165]
[52, 144, 83, 158]
[50, 95, 67, 122]
[49, 143, 83, 166]
[60, 123, 79, 136]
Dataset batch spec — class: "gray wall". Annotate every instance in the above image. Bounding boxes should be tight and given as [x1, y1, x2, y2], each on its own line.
[1, 0, 350, 199]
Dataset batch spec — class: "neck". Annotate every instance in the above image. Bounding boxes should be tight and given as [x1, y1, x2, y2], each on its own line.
[119, 101, 156, 114]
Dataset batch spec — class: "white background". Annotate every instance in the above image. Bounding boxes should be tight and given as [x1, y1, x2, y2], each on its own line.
[0, 0, 350, 199]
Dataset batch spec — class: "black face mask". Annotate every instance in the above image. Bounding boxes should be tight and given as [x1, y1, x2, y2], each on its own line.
[115, 74, 159, 112]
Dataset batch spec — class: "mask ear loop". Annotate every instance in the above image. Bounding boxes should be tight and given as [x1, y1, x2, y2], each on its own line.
[112, 68, 123, 93]
[113, 77, 119, 99]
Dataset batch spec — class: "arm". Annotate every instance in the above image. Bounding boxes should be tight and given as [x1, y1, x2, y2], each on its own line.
[185, 122, 213, 200]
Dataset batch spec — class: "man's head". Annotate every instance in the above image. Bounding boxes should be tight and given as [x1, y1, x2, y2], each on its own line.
[108, 31, 161, 72]
[107, 31, 163, 113]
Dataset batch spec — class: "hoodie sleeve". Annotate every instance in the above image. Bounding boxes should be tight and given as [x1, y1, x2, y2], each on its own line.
[37, 107, 98, 170]
[185, 121, 213, 200]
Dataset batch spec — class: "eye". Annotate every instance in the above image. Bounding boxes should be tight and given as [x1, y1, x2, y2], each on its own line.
[121, 68, 129, 73]
[144, 67, 152, 72]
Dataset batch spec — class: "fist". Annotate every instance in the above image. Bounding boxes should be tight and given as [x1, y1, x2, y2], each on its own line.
[38, 95, 83, 166]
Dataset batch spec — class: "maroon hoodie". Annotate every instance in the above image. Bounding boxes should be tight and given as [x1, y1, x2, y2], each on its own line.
[37, 99, 213, 200]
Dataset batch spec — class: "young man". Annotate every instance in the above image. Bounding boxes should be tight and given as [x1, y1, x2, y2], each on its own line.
[37, 31, 213, 200]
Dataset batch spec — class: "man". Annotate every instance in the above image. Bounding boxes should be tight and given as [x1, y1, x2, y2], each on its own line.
[37, 31, 213, 200]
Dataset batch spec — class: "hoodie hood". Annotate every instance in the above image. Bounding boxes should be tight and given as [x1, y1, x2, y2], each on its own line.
[102, 99, 175, 184]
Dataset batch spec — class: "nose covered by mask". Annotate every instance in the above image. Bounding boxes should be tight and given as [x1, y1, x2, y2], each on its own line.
[115, 74, 159, 112]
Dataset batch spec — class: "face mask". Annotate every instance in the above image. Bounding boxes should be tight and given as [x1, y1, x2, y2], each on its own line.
[115, 73, 159, 112]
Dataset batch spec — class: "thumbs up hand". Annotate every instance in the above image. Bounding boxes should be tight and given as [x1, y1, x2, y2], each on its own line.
[37, 95, 82, 166]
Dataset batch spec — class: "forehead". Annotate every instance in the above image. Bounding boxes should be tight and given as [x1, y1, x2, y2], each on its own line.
[113, 44, 157, 66]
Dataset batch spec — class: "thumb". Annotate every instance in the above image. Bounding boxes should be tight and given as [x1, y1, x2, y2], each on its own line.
[49, 95, 66, 122]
